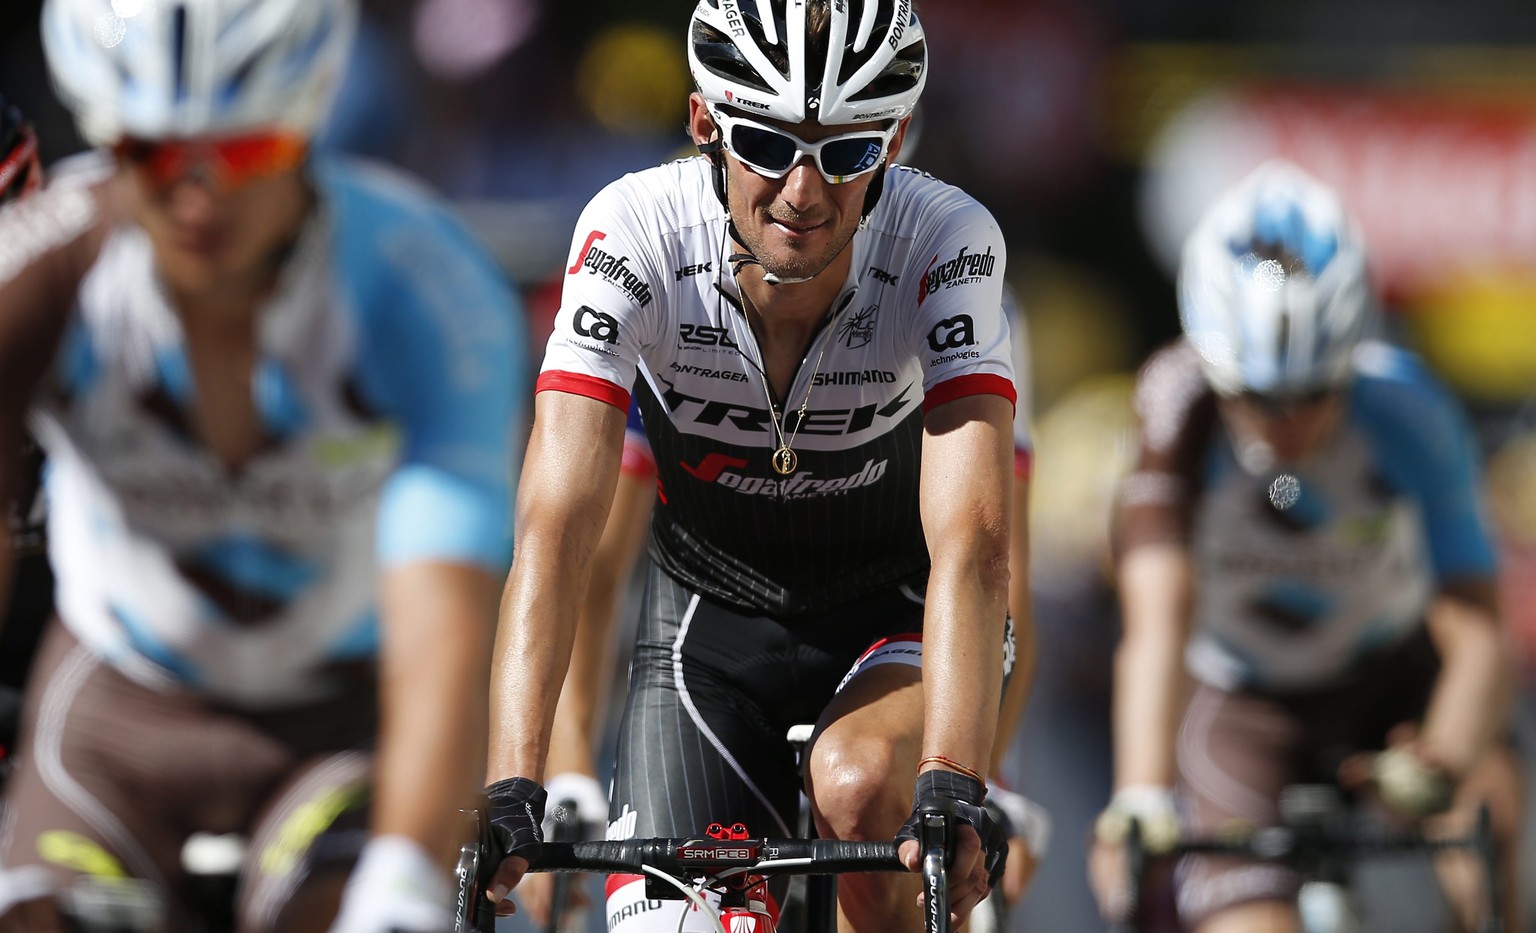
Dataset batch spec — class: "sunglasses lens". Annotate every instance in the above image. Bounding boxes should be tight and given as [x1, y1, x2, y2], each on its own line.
[729, 124, 799, 173]
[216, 134, 306, 183]
[113, 133, 306, 191]
[819, 136, 885, 177]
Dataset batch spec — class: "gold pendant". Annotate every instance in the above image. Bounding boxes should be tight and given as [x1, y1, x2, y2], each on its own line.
[771, 446, 798, 475]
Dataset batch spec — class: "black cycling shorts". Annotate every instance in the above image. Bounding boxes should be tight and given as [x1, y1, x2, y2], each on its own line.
[607, 564, 933, 844]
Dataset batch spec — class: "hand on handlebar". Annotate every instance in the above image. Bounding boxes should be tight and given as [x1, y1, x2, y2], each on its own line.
[1337, 724, 1456, 822]
[519, 773, 608, 927]
[1087, 785, 1178, 923]
[484, 777, 549, 917]
[894, 770, 1007, 926]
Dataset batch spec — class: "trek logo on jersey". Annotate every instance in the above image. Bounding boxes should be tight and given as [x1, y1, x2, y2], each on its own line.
[678, 323, 739, 350]
[867, 266, 900, 286]
[838, 305, 878, 349]
[724, 89, 771, 112]
[917, 246, 996, 305]
[569, 230, 654, 307]
[675, 260, 714, 281]
[573, 306, 620, 345]
[681, 453, 891, 500]
[659, 378, 914, 435]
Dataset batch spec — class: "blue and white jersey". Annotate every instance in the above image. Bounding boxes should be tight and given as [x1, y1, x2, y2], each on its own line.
[3, 154, 523, 706]
[1121, 339, 1496, 691]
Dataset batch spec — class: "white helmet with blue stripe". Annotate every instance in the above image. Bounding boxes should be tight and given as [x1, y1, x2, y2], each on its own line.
[42, 0, 358, 147]
[1178, 160, 1374, 397]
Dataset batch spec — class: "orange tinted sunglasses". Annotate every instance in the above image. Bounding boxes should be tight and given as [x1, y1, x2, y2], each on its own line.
[112, 131, 307, 192]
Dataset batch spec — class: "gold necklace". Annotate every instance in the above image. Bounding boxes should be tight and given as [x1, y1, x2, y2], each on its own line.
[737, 290, 839, 476]
[759, 333, 833, 475]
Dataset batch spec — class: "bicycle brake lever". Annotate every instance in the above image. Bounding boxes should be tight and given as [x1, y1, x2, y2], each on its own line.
[918, 811, 952, 933]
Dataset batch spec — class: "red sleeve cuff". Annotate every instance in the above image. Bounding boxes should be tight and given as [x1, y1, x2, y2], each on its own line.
[535, 371, 631, 411]
[922, 373, 1017, 414]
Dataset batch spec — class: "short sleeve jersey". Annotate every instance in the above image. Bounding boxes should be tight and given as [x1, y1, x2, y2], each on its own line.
[0, 154, 523, 706]
[539, 159, 1015, 616]
[1119, 339, 1496, 690]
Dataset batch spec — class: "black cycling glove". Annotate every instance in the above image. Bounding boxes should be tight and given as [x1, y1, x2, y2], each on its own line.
[486, 777, 548, 863]
[894, 770, 1007, 890]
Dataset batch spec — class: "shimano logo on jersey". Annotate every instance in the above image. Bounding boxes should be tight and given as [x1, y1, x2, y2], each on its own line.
[837, 305, 878, 349]
[570, 230, 654, 307]
[682, 454, 890, 499]
[671, 361, 748, 382]
[917, 246, 996, 305]
[675, 261, 713, 281]
[811, 369, 897, 387]
[607, 897, 668, 933]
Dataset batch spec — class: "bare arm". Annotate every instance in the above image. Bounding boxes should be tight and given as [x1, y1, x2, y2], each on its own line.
[1111, 542, 1195, 790]
[488, 391, 627, 785]
[545, 469, 652, 779]
[1420, 577, 1511, 778]
[918, 393, 1014, 777]
[374, 562, 500, 862]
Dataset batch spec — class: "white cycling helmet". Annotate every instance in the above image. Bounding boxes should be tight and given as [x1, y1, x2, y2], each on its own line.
[687, 0, 927, 126]
[1178, 160, 1374, 397]
[42, 0, 358, 147]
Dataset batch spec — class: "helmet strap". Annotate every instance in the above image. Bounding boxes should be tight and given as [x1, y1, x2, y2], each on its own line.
[860, 161, 890, 222]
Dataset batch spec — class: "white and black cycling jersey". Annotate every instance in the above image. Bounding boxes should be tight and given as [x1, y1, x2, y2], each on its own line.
[540, 158, 1015, 615]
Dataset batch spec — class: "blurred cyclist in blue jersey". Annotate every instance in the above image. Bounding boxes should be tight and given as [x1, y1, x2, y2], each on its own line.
[1090, 161, 1522, 931]
[0, 2, 524, 931]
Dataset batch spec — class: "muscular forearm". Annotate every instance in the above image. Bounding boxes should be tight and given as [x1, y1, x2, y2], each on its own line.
[1112, 544, 1194, 790]
[1420, 586, 1512, 777]
[376, 564, 499, 864]
[922, 545, 1009, 774]
[545, 473, 651, 778]
[488, 526, 599, 783]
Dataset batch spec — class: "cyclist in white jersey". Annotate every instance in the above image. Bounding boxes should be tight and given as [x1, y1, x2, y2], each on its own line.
[1088, 162, 1522, 931]
[0, 2, 523, 931]
[485, 2, 1021, 930]
[519, 288, 1049, 927]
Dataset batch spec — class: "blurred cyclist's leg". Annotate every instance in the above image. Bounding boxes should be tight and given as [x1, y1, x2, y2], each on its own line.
[0, 620, 195, 931]
[238, 751, 372, 933]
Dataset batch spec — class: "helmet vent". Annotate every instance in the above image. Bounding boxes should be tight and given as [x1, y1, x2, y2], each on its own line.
[170, 4, 189, 104]
[691, 20, 774, 94]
